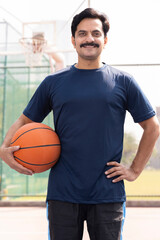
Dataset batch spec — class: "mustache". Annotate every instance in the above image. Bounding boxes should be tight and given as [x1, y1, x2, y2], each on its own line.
[80, 42, 99, 48]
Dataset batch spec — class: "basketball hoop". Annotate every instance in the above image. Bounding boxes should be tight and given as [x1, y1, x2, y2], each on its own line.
[19, 37, 47, 67]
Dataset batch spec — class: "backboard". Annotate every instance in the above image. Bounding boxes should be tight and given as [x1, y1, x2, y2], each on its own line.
[22, 21, 57, 46]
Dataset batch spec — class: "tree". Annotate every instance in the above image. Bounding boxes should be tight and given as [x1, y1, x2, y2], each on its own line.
[121, 132, 138, 166]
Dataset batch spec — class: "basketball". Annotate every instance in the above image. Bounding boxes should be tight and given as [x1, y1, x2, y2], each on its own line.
[10, 122, 61, 173]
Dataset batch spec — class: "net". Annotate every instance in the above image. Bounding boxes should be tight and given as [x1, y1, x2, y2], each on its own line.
[19, 37, 47, 67]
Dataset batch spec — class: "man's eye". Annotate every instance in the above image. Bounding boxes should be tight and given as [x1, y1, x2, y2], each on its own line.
[92, 32, 101, 37]
[78, 32, 86, 37]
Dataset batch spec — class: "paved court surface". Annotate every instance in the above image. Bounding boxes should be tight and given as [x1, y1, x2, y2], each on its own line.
[0, 207, 160, 240]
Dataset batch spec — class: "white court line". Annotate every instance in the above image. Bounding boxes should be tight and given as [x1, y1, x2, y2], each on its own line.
[0, 232, 47, 235]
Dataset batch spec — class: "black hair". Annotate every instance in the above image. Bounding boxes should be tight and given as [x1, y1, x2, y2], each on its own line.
[71, 8, 110, 37]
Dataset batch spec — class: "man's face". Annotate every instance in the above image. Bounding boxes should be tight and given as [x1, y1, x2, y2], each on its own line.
[72, 18, 107, 61]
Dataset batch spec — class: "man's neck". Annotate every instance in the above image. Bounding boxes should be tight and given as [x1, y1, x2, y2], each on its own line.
[75, 59, 103, 70]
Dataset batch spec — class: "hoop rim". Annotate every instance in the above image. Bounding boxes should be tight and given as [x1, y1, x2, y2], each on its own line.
[19, 37, 47, 46]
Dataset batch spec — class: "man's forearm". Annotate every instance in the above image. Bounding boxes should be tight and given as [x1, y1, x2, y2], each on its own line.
[105, 116, 160, 182]
[1, 114, 33, 149]
[130, 116, 160, 177]
[0, 114, 34, 175]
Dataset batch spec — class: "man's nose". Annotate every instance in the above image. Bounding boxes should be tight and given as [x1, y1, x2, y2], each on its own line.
[85, 33, 94, 42]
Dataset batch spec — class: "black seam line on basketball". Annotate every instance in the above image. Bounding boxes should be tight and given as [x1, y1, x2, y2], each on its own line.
[19, 144, 60, 150]
[11, 127, 55, 144]
[14, 156, 58, 166]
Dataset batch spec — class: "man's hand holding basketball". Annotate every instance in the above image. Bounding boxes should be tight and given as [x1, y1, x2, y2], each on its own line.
[105, 161, 138, 183]
[0, 145, 33, 175]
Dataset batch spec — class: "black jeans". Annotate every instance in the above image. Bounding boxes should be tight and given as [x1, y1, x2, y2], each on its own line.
[47, 200, 125, 240]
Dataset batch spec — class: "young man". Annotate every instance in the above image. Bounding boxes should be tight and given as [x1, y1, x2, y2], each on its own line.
[0, 8, 159, 240]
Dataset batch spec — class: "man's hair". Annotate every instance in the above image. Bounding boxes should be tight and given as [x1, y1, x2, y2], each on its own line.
[71, 8, 110, 37]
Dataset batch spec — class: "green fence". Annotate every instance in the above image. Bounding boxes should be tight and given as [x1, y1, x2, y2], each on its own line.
[0, 54, 54, 200]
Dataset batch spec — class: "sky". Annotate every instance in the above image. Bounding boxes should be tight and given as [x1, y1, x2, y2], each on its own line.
[1, 0, 160, 130]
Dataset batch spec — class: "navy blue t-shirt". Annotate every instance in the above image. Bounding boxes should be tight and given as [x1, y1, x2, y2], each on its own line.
[23, 63, 155, 203]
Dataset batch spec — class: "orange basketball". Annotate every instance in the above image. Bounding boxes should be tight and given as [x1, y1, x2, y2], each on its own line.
[10, 122, 61, 173]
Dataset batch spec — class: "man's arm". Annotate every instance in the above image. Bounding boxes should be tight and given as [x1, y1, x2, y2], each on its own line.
[105, 116, 160, 182]
[0, 114, 34, 175]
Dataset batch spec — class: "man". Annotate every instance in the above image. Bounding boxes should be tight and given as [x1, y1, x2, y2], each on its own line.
[0, 8, 159, 240]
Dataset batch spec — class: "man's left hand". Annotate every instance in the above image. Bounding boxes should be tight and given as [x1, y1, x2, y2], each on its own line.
[105, 161, 138, 183]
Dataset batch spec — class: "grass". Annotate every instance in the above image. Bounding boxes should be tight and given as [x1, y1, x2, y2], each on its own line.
[124, 169, 160, 200]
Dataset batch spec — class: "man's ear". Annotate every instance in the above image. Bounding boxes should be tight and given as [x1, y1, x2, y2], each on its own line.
[71, 36, 76, 48]
[103, 36, 108, 48]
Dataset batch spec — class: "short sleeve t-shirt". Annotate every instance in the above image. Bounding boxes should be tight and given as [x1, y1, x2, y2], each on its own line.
[23, 63, 155, 204]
